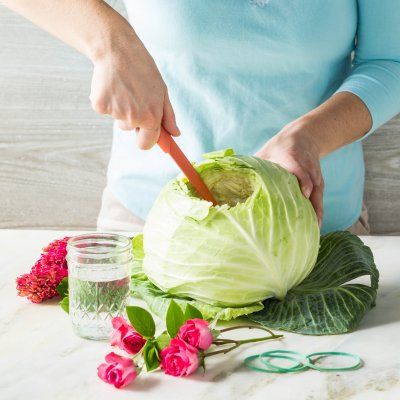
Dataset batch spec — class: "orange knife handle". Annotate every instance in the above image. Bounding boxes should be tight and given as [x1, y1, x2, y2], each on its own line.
[158, 127, 173, 154]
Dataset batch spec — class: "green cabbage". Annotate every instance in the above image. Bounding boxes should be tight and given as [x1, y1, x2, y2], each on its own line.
[143, 149, 319, 307]
[133, 230, 379, 333]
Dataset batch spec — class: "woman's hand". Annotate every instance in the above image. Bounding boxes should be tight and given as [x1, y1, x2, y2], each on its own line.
[2, 0, 180, 150]
[255, 92, 373, 228]
[255, 120, 324, 227]
[89, 32, 180, 150]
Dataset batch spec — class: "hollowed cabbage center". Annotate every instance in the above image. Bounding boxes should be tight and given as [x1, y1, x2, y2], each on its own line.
[195, 167, 256, 207]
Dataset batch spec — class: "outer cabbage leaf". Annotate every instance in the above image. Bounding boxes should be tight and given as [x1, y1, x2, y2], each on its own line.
[143, 151, 319, 307]
[248, 231, 379, 335]
[132, 278, 264, 321]
[131, 234, 263, 321]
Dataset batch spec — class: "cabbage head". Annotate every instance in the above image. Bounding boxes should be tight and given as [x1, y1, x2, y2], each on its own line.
[143, 149, 319, 307]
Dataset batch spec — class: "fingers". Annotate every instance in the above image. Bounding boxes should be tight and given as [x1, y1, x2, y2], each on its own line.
[114, 103, 162, 149]
[136, 125, 161, 150]
[133, 91, 181, 149]
[253, 131, 324, 228]
[309, 182, 324, 228]
[116, 115, 161, 150]
[90, 94, 108, 115]
[298, 172, 324, 229]
[89, 55, 178, 150]
[162, 92, 180, 137]
[117, 120, 132, 131]
[100, 93, 179, 150]
[292, 165, 324, 228]
[292, 167, 313, 199]
[309, 171, 324, 228]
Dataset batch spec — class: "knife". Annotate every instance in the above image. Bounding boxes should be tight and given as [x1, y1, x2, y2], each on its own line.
[157, 127, 218, 205]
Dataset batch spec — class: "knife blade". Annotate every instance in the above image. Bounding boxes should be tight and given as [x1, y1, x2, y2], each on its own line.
[157, 127, 218, 205]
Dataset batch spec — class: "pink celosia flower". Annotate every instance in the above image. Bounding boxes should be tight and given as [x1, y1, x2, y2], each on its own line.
[178, 318, 213, 351]
[16, 237, 70, 303]
[161, 338, 199, 377]
[41, 236, 69, 270]
[97, 352, 137, 389]
[110, 317, 146, 355]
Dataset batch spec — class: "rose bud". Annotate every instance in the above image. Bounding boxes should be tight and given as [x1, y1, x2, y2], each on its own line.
[178, 318, 213, 350]
[110, 317, 146, 355]
[97, 352, 137, 389]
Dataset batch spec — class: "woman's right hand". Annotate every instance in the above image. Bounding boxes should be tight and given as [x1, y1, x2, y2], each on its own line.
[2, 0, 178, 149]
[89, 32, 180, 150]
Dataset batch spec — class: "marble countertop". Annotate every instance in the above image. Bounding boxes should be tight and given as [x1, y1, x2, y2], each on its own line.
[1, 230, 400, 400]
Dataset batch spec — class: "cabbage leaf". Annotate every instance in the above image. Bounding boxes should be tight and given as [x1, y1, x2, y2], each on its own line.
[132, 231, 378, 334]
[132, 147, 378, 334]
[131, 234, 263, 321]
[248, 231, 379, 335]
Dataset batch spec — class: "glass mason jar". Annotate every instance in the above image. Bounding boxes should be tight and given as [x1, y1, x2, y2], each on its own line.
[67, 233, 132, 340]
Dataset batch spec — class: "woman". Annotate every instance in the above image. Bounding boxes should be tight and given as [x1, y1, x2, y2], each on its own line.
[5, 0, 400, 234]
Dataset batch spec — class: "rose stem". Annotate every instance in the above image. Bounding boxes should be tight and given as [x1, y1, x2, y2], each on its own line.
[204, 332, 283, 358]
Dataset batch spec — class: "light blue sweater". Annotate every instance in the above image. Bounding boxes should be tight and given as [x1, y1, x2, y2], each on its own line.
[108, 0, 400, 233]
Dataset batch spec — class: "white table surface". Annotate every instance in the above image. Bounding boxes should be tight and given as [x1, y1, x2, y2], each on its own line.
[1, 230, 400, 400]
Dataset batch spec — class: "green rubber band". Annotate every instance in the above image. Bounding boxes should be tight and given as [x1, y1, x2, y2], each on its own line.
[306, 351, 363, 372]
[244, 350, 363, 374]
[260, 350, 308, 372]
[244, 355, 297, 374]
[260, 355, 307, 372]
[260, 350, 308, 361]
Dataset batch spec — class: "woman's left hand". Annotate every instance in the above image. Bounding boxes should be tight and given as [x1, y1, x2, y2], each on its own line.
[255, 120, 324, 228]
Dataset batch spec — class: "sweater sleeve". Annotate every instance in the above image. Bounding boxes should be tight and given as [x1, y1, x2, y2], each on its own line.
[336, 0, 400, 135]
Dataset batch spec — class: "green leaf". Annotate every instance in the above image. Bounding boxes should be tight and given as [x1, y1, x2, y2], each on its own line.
[184, 304, 203, 321]
[202, 148, 235, 159]
[57, 277, 69, 313]
[60, 296, 69, 314]
[132, 234, 145, 261]
[155, 332, 171, 351]
[132, 276, 264, 321]
[126, 306, 155, 339]
[56, 277, 68, 298]
[131, 234, 148, 282]
[248, 231, 379, 335]
[143, 340, 160, 372]
[166, 300, 185, 338]
[130, 244, 263, 321]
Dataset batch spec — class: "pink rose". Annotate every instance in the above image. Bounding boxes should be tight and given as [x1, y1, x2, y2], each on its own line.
[110, 317, 146, 355]
[178, 318, 213, 350]
[160, 338, 199, 377]
[97, 352, 137, 389]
